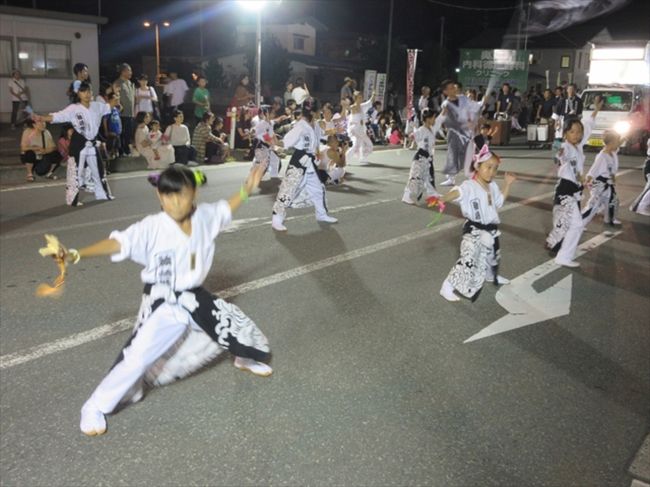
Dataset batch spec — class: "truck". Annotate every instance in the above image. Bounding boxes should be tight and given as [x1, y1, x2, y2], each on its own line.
[581, 42, 650, 153]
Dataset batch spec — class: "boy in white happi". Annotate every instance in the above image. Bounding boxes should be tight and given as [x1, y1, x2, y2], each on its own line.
[402, 108, 442, 205]
[33, 82, 113, 206]
[346, 90, 375, 165]
[582, 130, 622, 226]
[629, 138, 650, 216]
[545, 98, 602, 267]
[250, 107, 281, 178]
[271, 108, 338, 231]
[438, 145, 517, 302]
[49, 165, 271, 436]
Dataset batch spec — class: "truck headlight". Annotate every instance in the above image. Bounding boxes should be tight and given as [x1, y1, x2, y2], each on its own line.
[613, 121, 631, 136]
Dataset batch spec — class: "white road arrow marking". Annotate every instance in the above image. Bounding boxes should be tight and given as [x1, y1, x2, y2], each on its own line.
[464, 230, 623, 343]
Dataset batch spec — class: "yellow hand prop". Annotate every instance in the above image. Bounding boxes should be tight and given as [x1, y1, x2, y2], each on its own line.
[36, 234, 78, 297]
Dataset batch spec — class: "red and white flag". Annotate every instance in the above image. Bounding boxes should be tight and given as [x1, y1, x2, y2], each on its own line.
[406, 49, 418, 121]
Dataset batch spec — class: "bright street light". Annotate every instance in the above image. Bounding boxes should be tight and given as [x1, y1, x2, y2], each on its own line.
[144, 21, 171, 83]
[237, 0, 281, 106]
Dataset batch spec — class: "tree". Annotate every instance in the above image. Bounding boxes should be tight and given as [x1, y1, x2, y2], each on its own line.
[245, 34, 292, 92]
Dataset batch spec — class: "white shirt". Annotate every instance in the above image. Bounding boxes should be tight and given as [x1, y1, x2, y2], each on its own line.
[110, 201, 232, 291]
[50, 101, 110, 140]
[282, 119, 317, 153]
[164, 123, 191, 146]
[8, 78, 28, 101]
[452, 179, 504, 225]
[349, 99, 373, 126]
[136, 86, 158, 113]
[587, 150, 618, 182]
[557, 116, 595, 184]
[164, 78, 189, 107]
[413, 125, 436, 153]
[291, 86, 308, 105]
[254, 119, 273, 143]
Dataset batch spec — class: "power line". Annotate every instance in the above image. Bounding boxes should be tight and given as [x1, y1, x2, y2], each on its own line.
[425, 0, 518, 11]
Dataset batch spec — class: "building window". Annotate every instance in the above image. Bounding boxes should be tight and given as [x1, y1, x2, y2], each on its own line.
[17, 39, 71, 78]
[293, 35, 305, 51]
[0, 38, 13, 76]
[560, 55, 571, 68]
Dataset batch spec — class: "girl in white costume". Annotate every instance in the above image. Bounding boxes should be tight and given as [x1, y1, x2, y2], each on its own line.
[582, 130, 622, 226]
[438, 145, 517, 302]
[346, 91, 375, 165]
[34, 82, 113, 206]
[545, 99, 602, 267]
[49, 165, 271, 436]
[250, 107, 281, 178]
[271, 109, 338, 231]
[402, 109, 443, 205]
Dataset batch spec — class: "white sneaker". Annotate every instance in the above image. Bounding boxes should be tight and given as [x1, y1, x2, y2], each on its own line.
[234, 357, 273, 377]
[439, 279, 460, 302]
[487, 275, 510, 285]
[80, 400, 107, 436]
[359, 160, 371, 166]
[611, 218, 622, 225]
[635, 208, 650, 216]
[402, 191, 415, 205]
[187, 161, 199, 167]
[440, 176, 455, 187]
[317, 215, 338, 223]
[271, 214, 287, 231]
[555, 258, 580, 268]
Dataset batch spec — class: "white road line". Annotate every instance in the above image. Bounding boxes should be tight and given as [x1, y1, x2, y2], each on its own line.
[0, 189, 554, 370]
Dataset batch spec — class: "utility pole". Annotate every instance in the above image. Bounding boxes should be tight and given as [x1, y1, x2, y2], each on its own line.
[385, 0, 394, 90]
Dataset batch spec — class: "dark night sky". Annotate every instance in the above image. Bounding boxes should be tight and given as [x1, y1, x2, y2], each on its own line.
[5, 0, 650, 66]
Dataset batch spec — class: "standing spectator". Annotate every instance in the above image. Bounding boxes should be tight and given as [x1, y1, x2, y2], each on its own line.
[102, 92, 122, 161]
[163, 71, 189, 121]
[163, 110, 198, 166]
[231, 74, 254, 107]
[68, 63, 90, 103]
[283, 81, 294, 105]
[417, 86, 436, 123]
[115, 63, 136, 156]
[135, 74, 158, 116]
[511, 88, 524, 132]
[495, 82, 514, 116]
[291, 78, 310, 107]
[8, 70, 30, 129]
[20, 118, 62, 181]
[483, 90, 497, 119]
[340, 77, 355, 101]
[556, 83, 583, 119]
[537, 89, 556, 123]
[192, 76, 211, 122]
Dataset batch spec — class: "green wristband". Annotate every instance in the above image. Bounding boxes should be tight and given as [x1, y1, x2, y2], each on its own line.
[240, 185, 249, 202]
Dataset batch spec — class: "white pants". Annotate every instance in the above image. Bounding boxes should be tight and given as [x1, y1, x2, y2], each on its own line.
[88, 302, 198, 414]
[556, 204, 584, 263]
[328, 165, 345, 183]
[346, 124, 373, 163]
[272, 167, 328, 220]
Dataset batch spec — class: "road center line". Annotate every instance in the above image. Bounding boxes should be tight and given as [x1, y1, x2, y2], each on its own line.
[0, 189, 554, 370]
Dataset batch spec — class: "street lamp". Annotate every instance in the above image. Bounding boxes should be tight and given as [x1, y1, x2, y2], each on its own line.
[144, 20, 171, 83]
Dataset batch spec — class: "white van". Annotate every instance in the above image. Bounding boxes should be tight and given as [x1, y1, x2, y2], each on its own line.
[581, 87, 635, 149]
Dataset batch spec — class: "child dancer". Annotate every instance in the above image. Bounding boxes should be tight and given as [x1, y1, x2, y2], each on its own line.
[320, 135, 347, 185]
[250, 107, 281, 178]
[33, 82, 113, 206]
[629, 138, 650, 216]
[402, 109, 442, 205]
[582, 130, 622, 226]
[49, 165, 270, 436]
[439, 145, 516, 302]
[438, 80, 481, 186]
[271, 108, 337, 231]
[346, 91, 375, 165]
[545, 98, 602, 267]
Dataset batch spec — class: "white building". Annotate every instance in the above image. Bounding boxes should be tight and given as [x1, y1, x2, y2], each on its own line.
[0, 5, 107, 122]
[236, 18, 323, 57]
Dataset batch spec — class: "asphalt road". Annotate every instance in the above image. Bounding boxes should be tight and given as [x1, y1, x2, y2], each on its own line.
[1, 144, 649, 486]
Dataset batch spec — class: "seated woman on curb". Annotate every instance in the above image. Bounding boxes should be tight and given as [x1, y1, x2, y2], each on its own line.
[20, 118, 62, 182]
[192, 111, 225, 164]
